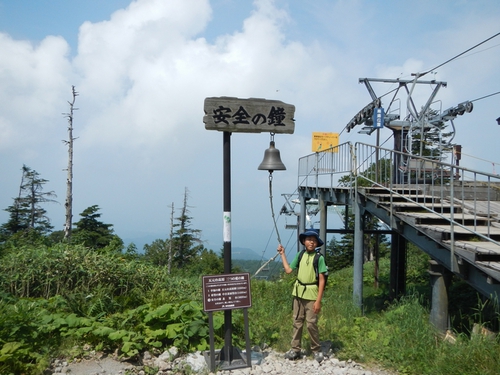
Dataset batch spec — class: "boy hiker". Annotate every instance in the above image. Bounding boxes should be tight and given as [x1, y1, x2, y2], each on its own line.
[277, 230, 327, 363]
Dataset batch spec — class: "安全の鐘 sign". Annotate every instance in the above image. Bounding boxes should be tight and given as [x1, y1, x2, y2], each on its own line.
[204, 97, 295, 134]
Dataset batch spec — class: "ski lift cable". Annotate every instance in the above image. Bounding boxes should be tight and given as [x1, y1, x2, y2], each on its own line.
[458, 151, 500, 166]
[419, 32, 500, 78]
[260, 219, 277, 264]
[470, 91, 500, 103]
[342, 34, 499, 139]
[283, 226, 297, 256]
[454, 42, 500, 59]
[329, 204, 347, 224]
[268, 227, 298, 276]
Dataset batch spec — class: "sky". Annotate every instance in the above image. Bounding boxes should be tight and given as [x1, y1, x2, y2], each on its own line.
[0, 0, 499, 261]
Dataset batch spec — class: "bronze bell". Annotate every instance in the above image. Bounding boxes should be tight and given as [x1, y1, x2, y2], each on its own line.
[258, 141, 286, 172]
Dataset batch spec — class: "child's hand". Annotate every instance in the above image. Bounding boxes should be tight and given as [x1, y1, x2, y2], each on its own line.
[277, 244, 285, 254]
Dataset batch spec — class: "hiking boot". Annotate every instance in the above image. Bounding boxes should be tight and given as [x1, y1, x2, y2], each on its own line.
[313, 351, 324, 363]
[284, 349, 300, 360]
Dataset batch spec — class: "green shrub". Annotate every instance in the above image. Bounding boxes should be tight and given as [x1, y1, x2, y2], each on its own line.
[1, 244, 500, 375]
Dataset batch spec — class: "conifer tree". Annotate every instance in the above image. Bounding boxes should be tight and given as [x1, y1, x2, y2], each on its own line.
[409, 108, 454, 159]
[143, 188, 208, 272]
[172, 188, 203, 269]
[72, 205, 122, 251]
[0, 165, 56, 239]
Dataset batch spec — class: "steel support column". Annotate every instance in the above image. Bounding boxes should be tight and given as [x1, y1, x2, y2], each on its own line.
[353, 192, 364, 309]
[390, 233, 407, 300]
[298, 194, 307, 253]
[319, 194, 327, 257]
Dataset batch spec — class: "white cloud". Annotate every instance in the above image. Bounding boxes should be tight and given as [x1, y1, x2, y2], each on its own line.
[0, 0, 499, 255]
[0, 33, 71, 151]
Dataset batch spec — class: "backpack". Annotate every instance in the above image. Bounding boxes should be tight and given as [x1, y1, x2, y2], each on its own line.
[296, 249, 329, 289]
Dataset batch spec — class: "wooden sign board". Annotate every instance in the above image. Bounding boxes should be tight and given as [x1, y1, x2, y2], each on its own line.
[202, 273, 252, 312]
[312, 132, 339, 152]
[204, 97, 295, 134]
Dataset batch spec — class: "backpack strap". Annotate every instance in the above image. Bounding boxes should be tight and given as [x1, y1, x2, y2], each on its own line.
[297, 249, 306, 264]
[313, 252, 320, 281]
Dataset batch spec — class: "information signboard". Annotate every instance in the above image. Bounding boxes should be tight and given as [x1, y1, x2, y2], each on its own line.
[311, 132, 339, 152]
[202, 273, 252, 312]
[204, 97, 295, 134]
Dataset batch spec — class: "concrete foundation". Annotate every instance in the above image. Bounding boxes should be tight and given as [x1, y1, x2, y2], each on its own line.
[428, 260, 452, 333]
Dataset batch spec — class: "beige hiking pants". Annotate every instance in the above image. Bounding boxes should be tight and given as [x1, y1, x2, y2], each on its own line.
[290, 296, 320, 353]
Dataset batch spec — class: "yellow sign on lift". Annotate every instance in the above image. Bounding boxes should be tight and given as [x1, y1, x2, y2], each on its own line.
[312, 132, 339, 152]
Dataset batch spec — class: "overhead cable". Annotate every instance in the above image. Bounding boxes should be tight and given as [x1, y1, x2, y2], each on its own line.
[471, 91, 500, 103]
[420, 32, 500, 77]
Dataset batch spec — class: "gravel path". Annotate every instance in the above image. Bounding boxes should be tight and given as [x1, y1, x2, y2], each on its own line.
[49, 347, 397, 375]
[215, 349, 397, 375]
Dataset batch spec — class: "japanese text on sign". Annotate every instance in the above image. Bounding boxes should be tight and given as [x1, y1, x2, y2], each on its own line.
[202, 273, 252, 312]
[204, 97, 295, 134]
[372, 107, 385, 129]
[311, 132, 339, 153]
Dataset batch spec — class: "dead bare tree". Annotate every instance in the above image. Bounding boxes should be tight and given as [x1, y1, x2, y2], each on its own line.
[62, 86, 78, 240]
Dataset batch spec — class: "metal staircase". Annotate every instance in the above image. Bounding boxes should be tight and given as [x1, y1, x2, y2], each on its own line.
[296, 142, 500, 300]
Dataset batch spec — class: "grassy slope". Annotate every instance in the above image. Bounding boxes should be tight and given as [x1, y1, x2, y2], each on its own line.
[1, 244, 499, 375]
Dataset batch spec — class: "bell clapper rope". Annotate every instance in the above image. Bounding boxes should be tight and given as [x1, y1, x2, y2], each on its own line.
[253, 133, 287, 278]
[253, 171, 282, 277]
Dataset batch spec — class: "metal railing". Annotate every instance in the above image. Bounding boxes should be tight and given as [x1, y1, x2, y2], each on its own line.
[298, 141, 500, 247]
[297, 142, 353, 190]
[355, 142, 500, 244]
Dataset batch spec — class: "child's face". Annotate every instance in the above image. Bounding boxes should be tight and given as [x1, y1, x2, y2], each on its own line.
[304, 236, 318, 251]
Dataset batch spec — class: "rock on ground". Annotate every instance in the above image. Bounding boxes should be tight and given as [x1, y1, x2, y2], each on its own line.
[48, 347, 397, 375]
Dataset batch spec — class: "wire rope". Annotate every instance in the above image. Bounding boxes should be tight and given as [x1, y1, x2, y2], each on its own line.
[459, 151, 500, 166]
[341, 33, 500, 137]
[471, 91, 500, 103]
[260, 217, 277, 264]
[420, 32, 500, 77]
